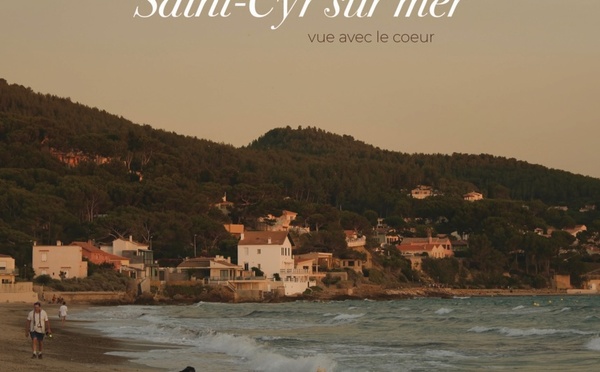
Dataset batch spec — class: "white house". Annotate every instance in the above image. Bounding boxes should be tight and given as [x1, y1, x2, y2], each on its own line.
[238, 231, 294, 279]
[237, 231, 313, 295]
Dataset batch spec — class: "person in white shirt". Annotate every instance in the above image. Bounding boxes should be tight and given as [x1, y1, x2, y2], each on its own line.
[58, 301, 68, 323]
[25, 301, 51, 359]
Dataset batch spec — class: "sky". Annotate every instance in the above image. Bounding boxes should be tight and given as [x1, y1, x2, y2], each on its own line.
[1, 0, 599, 178]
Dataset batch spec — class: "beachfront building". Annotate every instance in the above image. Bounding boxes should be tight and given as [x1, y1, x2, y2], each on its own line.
[177, 255, 245, 282]
[101, 236, 157, 280]
[32, 241, 88, 279]
[0, 254, 16, 284]
[72, 241, 129, 270]
[238, 231, 294, 279]
[237, 231, 313, 295]
[295, 252, 334, 274]
[0, 254, 38, 303]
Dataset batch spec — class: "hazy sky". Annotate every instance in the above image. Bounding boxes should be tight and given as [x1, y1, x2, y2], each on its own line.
[1, 1, 599, 178]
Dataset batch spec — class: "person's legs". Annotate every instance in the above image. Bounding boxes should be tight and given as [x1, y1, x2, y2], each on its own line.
[31, 333, 38, 357]
[30, 332, 44, 358]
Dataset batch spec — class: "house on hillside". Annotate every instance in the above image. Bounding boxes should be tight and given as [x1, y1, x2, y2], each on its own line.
[258, 210, 298, 232]
[214, 194, 234, 215]
[580, 204, 596, 213]
[564, 225, 587, 237]
[32, 241, 88, 279]
[72, 241, 129, 270]
[397, 236, 454, 270]
[410, 185, 435, 199]
[345, 230, 373, 269]
[463, 191, 483, 202]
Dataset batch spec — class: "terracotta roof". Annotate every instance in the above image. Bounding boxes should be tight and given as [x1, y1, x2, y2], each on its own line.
[224, 224, 244, 234]
[238, 231, 290, 246]
[71, 241, 128, 261]
[344, 230, 357, 238]
[0, 254, 12, 258]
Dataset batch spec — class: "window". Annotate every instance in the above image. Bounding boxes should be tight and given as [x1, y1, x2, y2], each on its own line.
[244, 247, 249, 255]
[41, 252, 48, 262]
[281, 248, 284, 256]
[257, 249, 261, 254]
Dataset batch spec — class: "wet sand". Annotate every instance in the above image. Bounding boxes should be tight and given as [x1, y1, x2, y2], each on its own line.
[0, 302, 167, 372]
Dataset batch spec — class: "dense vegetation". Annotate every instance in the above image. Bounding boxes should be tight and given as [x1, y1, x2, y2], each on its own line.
[1, 78, 599, 287]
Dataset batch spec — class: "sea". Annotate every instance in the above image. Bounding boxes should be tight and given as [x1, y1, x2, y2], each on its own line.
[72, 295, 600, 372]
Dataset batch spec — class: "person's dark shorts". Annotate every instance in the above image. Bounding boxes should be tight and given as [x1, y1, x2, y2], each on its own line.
[30, 331, 44, 341]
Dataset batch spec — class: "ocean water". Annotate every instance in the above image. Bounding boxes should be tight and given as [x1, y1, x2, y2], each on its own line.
[72, 296, 600, 371]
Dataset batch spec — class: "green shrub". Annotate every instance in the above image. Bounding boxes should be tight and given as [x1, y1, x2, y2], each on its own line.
[34, 275, 53, 286]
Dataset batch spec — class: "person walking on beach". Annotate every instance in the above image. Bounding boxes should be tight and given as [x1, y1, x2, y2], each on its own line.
[26, 301, 51, 359]
[58, 301, 68, 323]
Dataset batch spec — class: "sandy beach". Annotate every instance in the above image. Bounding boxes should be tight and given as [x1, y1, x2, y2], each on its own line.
[0, 302, 167, 372]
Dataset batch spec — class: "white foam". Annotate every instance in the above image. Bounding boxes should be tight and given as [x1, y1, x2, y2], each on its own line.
[512, 305, 525, 310]
[468, 326, 594, 337]
[96, 311, 337, 372]
[329, 313, 366, 323]
[435, 308, 453, 315]
[585, 337, 600, 351]
[468, 326, 493, 334]
[425, 349, 469, 359]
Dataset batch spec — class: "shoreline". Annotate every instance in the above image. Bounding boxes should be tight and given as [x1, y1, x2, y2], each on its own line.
[0, 302, 167, 372]
[2, 289, 592, 371]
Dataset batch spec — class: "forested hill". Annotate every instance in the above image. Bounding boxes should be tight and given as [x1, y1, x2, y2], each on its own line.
[250, 126, 600, 205]
[1, 78, 599, 267]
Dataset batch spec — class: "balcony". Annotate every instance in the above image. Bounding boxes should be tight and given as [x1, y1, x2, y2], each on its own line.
[280, 269, 310, 275]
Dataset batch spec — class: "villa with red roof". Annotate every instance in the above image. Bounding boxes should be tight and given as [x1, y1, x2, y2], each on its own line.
[71, 241, 129, 270]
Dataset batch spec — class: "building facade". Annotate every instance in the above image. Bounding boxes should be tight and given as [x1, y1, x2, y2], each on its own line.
[32, 242, 88, 279]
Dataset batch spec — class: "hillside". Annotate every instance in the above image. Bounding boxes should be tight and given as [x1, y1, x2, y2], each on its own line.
[1, 79, 599, 287]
